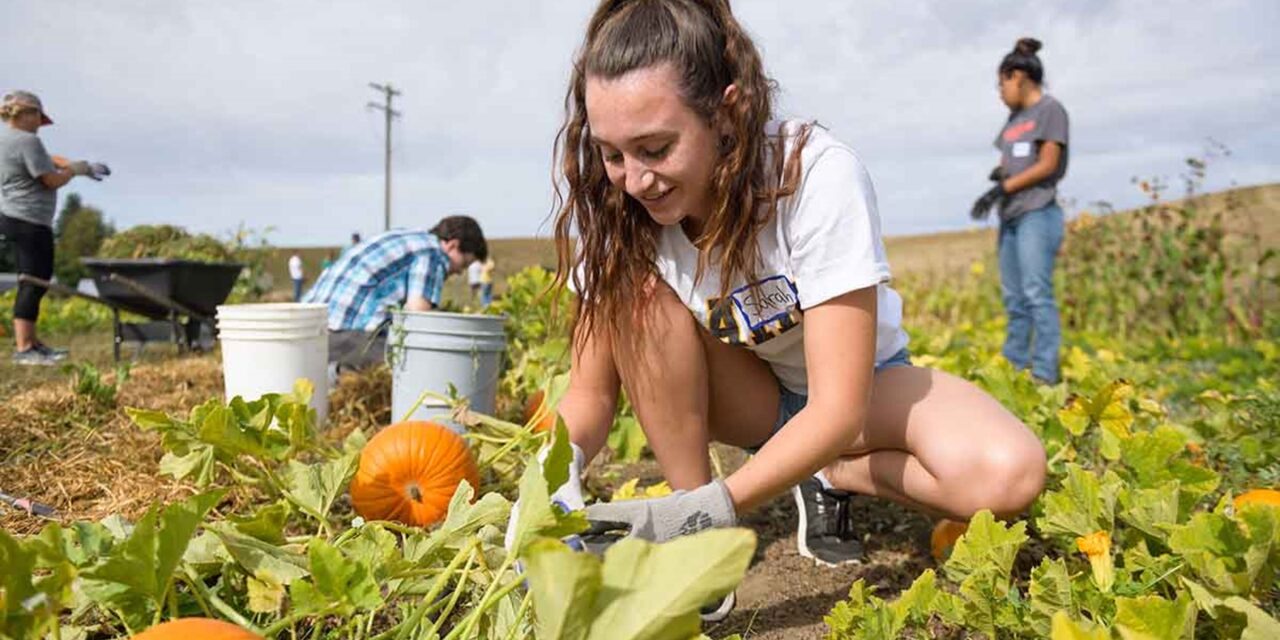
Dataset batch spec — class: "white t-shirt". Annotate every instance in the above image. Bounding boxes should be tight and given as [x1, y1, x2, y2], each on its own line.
[467, 260, 484, 285]
[655, 121, 908, 395]
[288, 255, 304, 280]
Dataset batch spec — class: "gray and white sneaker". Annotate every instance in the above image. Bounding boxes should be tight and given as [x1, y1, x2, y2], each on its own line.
[32, 343, 69, 359]
[12, 347, 63, 366]
[700, 590, 736, 623]
[792, 477, 864, 567]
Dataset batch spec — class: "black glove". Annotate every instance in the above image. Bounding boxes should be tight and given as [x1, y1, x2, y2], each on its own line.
[970, 183, 1006, 221]
[988, 166, 1006, 183]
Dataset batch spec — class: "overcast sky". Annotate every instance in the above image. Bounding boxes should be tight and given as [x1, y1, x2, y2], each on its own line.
[5, 0, 1277, 245]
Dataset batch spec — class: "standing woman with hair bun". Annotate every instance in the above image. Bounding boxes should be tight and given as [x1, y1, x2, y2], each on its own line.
[971, 38, 1071, 385]
[517, 0, 1047, 621]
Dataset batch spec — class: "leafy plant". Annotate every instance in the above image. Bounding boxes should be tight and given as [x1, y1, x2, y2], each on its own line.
[63, 360, 131, 406]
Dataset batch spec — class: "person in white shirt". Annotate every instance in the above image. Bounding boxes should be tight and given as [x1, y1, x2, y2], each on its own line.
[532, 0, 1047, 604]
[288, 253, 305, 301]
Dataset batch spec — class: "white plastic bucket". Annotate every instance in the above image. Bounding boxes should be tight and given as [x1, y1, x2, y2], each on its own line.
[388, 310, 506, 432]
[216, 303, 330, 424]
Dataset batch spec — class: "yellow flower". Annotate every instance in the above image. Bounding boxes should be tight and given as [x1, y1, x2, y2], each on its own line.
[1076, 531, 1114, 592]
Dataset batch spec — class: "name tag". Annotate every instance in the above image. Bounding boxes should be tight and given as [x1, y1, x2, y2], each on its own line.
[1012, 141, 1032, 158]
[731, 275, 799, 330]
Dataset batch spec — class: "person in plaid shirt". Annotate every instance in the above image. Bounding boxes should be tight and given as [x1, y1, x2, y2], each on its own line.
[304, 215, 487, 372]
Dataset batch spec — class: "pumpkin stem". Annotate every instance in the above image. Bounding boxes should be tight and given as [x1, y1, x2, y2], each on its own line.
[407, 482, 423, 502]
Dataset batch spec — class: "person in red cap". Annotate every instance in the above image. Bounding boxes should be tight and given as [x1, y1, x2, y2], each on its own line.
[1, 90, 110, 365]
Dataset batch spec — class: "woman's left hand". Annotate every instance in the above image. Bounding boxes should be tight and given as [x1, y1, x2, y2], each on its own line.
[585, 480, 737, 542]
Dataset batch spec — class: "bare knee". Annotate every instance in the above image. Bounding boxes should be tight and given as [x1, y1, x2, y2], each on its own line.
[949, 436, 1046, 519]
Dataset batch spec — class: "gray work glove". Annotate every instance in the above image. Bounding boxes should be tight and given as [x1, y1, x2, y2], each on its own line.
[970, 183, 1006, 221]
[988, 165, 1006, 182]
[585, 479, 736, 543]
[88, 162, 111, 181]
[65, 160, 93, 177]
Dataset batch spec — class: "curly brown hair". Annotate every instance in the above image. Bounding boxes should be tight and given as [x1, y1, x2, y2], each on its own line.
[552, 0, 809, 350]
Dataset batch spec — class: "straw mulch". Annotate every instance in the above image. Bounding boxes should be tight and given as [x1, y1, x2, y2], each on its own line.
[0, 359, 391, 535]
[0, 355, 223, 534]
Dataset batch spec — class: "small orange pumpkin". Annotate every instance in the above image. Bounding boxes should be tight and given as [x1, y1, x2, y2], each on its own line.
[1234, 489, 1280, 510]
[133, 618, 262, 640]
[930, 519, 968, 562]
[350, 421, 481, 527]
[523, 390, 556, 433]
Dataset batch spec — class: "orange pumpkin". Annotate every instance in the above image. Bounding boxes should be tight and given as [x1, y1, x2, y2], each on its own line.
[133, 618, 262, 640]
[930, 519, 968, 562]
[523, 390, 556, 433]
[350, 421, 481, 527]
[1234, 489, 1280, 510]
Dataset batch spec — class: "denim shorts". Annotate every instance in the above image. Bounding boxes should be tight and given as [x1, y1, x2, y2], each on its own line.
[745, 347, 912, 453]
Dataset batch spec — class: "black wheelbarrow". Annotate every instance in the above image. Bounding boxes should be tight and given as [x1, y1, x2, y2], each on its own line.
[18, 258, 243, 361]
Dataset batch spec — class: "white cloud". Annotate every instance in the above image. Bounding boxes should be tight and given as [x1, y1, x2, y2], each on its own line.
[4, 0, 1276, 243]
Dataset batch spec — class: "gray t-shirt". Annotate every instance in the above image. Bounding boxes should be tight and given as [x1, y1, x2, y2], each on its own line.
[0, 127, 58, 228]
[994, 94, 1069, 221]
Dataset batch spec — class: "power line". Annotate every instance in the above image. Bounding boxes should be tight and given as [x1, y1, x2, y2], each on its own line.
[367, 82, 401, 232]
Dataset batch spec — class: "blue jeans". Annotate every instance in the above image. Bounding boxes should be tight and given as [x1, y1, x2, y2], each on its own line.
[998, 203, 1064, 383]
[292, 278, 304, 302]
[746, 347, 913, 453]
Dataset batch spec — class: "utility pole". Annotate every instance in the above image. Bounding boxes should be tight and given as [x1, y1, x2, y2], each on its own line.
[367, 82, 401, 232]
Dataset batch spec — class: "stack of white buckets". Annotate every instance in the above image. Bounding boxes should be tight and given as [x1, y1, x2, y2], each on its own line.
[216, 304, 506, 432]
[216, 303, 331, 423]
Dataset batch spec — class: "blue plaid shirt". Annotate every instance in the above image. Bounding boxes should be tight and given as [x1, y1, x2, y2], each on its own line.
[303, 230, 450, 331]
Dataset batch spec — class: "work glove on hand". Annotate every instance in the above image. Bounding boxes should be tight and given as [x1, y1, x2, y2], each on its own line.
[503, 442, 587, 554]
[65, 160, 93, 177]
[988, 165, 1006, 183]
[88, 162, 111, 181]
[584, 479, 736, 543]
[970, 183, 1006, 221]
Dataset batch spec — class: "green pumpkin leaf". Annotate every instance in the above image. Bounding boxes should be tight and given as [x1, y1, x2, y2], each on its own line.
[509, 451, 588, 557]
[522, 538, 599, 640]
[80, 491, 223, 632]
[157, 447, 217, 486]
[1038, 466, 1121, 540]
[281, 453, 358, 523]
[290, 538, 383, 616]
[125, 408, 176, 431]
[1058, 395, 1091, 436]
[1095, 380, 1135, 435]
[1181, 579, 1280, 640]
[1051, 611, 1111, 640]
[1118, 481, 1181, 541]
[197, 404, 271, 459]
[246, 572, 286, 615]
[586, 528, 755, 640]
[1029, 558, 1074, 637]
[1168, 511, 1267, 596]
[544, 421, 574, 496]
[0, 529, 40, 637]
[1113, 594, 1196, 640]
[946, 510, 1028, 584]
[228, 501, 290, 546]
[207, 522, 309, 585]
